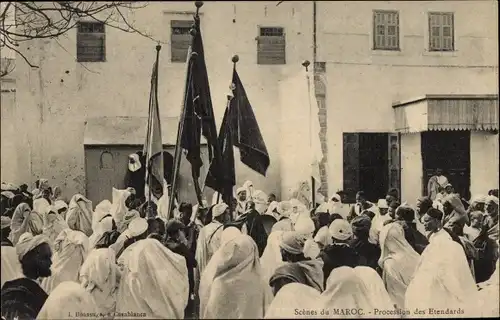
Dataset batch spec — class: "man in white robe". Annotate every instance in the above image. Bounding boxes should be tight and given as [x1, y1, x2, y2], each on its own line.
[235, 187, 248, 218]
[1, 216, 22, 287]
[405, 208, 477, 317]
[195, 203, 231, 277]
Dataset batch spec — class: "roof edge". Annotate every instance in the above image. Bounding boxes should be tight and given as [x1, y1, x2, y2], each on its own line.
[392, 94, 499, 108]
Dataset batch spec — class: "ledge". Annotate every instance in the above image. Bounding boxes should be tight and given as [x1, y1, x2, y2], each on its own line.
[83, 116, 208, 146]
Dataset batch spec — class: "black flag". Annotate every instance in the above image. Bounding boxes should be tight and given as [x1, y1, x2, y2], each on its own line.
[206, 65, 270, 197]
[205, 95, 236, 204]
[230, 67, 270, 176]
[175, 14, 222, 203]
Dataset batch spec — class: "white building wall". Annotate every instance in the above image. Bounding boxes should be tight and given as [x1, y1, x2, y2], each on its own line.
[316, 0, 498, 195]
[470, 131, 500, 196]
[13, 1, 313, 199]
[0, 82, 18, 183]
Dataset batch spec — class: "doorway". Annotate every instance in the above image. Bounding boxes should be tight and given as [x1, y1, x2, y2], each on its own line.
[359, 133, 389, 203]
[421, 131, 471, 199]
[343, 133, 397, 203]
[84, 145, 211, 206]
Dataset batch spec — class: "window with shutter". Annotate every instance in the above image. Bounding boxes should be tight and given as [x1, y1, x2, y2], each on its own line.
[428, 12, 454, 51]
[171, 20, 193, 63]
[77, 22, 105, 62]
[257, 27, 286, 65]
[373, 11, 400, 50]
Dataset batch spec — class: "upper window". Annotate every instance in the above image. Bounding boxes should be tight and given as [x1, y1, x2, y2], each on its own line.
[373, 10, 400, 51]
[257, 27, 286, 65]
[428, 12, 454, 51]
[171, 20, 193, 63]
[77, 22, 105, 62]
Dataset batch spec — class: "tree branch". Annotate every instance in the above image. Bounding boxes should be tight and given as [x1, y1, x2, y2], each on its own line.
[1, 1, 159, 68]
[1, 39, 38, 68]
[0, 58, 15, 77]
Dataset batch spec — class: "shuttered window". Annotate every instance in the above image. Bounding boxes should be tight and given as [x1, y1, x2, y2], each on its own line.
[373, 10, 400, 50]
[257, 27, 286, 65]
[77, 22, 105, 62]
[429, 12, 454, 51]
[171, 20, 193, 63]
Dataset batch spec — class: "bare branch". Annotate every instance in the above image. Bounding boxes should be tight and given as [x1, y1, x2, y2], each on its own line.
[54, 38, 100, 74]
[0, 58, 15, 77]
[1, 1, 158, 68]
[1, 39, 38, 68]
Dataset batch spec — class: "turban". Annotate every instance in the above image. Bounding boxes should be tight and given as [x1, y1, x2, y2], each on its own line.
[126, 217, 148, 238]
[213, 203, 228, 218]
[2, 183, 19, 192]
[1, 191, 15, 199]
[16, 232, 49, 261]
[279, 231, 305, 255]
[329, 219, 353, 241]
[253, 190, 268, 205]
[294, 214, 315, 236]
[486, 195, 499, 205]
[377, 199, 389, 209]
[236, 187, 246, 195]
[1, 216, 11, 229]
[277, 201, 292, 217]
[331, 194, 341, 202]
[471, 195, 487, 204]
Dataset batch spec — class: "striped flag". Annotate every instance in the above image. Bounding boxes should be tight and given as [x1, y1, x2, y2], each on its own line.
[143, 52, 165, 202]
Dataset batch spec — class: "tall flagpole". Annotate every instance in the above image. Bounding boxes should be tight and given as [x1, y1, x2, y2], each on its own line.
[168, 50, 195, 218]
[148, 44, 161, 218]
[168, 2, 203, 218]
[190, 1, 205, 207]
[303, 60, 315, 210]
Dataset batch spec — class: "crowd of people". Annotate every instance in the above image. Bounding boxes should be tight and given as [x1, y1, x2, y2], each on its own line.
[0, 178, 498, 319]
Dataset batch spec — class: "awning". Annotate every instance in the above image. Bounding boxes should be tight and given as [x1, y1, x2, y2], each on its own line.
[393, 94, 499, 133]
[83, 116, 207, 145]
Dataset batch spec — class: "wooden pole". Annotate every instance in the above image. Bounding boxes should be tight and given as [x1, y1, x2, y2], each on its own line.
[169, 2, 204, 217]
[190, 1, 205, 208]
[302, 60, 315, 210]
[168, 44, 196, 219]
[148, 44, 161, 219]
